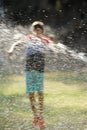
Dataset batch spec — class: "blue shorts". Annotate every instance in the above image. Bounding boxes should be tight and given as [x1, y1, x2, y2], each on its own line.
[25, 70, 44, 94]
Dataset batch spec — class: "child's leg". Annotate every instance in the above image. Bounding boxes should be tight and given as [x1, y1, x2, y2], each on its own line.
[29, 92, 38, 117]
[38, 92, 46, 129]
[38, 92, 44, 117]
[29, 93, 40, 128]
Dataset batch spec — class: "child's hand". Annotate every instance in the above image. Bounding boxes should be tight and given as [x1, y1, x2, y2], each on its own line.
[7, 50, 13, 56]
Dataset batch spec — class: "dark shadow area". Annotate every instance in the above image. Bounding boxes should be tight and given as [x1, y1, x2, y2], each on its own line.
[0, 0, 86, 52]
[2, 0, 86, 26]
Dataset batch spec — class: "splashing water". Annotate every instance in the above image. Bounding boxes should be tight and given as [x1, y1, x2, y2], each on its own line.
[0, 22, 87, 76]
[0, 20, 87, 130]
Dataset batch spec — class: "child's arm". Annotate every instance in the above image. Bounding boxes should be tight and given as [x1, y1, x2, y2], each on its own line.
[41, 36, 58, 53]
[7, 40, 21, 54]
[7, 35, 30, 55]
[47, 42, 58, 53]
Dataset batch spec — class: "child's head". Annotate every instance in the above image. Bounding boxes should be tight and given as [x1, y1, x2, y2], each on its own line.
[32, 21, 44, 34]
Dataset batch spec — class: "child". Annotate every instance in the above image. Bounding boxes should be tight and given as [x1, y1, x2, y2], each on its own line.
[7, 21, 55, 129]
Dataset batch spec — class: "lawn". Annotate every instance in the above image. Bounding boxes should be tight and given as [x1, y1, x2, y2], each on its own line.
[0, 71, 87, 130]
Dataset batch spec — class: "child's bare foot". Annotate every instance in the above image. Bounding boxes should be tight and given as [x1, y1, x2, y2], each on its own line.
[38, 117, 46, 130]
[33, 117, 40, 129]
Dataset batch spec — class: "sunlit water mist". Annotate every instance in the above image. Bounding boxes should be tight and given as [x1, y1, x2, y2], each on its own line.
[0, 22, 87, 78]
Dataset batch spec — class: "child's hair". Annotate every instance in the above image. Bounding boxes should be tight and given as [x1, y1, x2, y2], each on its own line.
[32, 21, 44, 31]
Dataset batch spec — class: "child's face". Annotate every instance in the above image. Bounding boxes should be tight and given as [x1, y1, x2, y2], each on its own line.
[34, 28, 43, 35]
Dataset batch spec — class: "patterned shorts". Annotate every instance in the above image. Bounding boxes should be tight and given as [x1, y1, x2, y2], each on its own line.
[25, 70, 44, 94]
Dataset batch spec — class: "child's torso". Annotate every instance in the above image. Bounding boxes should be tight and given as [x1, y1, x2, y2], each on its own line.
[24, 35, 50, 56]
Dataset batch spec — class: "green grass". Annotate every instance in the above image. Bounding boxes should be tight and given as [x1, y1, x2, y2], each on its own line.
[0, 71, 87, 130]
